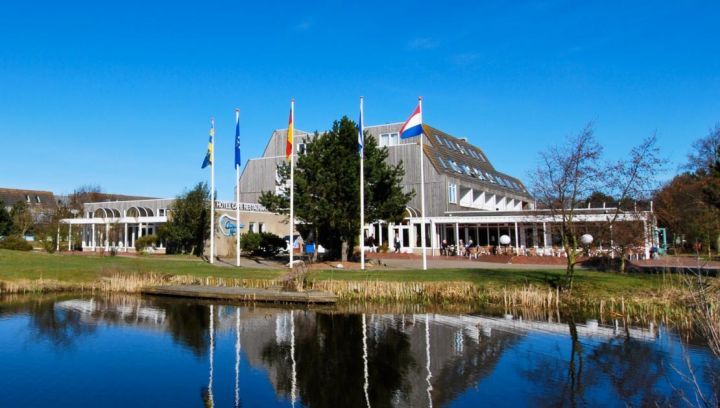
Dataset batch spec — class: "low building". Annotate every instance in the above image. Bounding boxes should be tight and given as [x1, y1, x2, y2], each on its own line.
[60, 198, 287, 254]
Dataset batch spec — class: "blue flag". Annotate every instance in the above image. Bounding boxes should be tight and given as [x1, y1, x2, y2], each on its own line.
[201, 121, 214, 169]
[234, 110, 241, 168]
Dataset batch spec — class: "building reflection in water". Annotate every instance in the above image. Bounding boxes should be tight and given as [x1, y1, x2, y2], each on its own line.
[2, 294, 714, 408]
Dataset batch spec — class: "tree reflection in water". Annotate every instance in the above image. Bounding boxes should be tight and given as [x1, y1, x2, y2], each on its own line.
[521, 318, 687, 407]
[261, 312, 416, 408]
[26, 299, 97, 347]
[588, 337, 667, 405]
[158, 300, 211, 357]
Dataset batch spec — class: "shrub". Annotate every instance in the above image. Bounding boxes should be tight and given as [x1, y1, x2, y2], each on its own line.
[42, 237, 56, 254]
[0, 235, 33, 251]
[241, 232, 286, 257]
[135, 235, 157, 253]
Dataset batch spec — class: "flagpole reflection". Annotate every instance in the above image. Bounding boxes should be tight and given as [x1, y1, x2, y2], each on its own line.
[362, 313, 371, 408]
[235, 307, 241, 408]
[426, 313, 433, 408]
[207, 304, 215, 407]
[290, 310, 297, 407]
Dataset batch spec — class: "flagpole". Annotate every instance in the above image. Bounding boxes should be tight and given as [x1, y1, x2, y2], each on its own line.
[418, 97, 427, 271]
[289, 99, 295, 268]
[235, 109, 241, 267]
[210, 117, 216, 265]
[360, 96, 365, 271]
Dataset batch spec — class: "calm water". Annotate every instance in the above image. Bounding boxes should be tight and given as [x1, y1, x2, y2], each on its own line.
[0, 294, 717, 407]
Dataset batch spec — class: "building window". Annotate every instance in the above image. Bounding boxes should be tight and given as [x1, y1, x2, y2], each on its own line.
[448, 182, 457, 204]
[259, 222, 265, 233]
[25, 195, 30, 203]
[249, 222, 256, 233]
[448, 160, 462, 174]
[35, 195, 41, 203]
[379, 132, 400, 147]
[298, 143, 307, 155]
[159, 209, 165, 216]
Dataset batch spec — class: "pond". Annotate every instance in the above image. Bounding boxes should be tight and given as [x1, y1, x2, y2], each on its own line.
[0, 294, 717, 407]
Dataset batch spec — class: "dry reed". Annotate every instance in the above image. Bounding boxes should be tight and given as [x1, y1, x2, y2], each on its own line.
[0, 274, 704, 331]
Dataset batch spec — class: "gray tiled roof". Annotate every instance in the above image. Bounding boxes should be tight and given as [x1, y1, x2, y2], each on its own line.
[0, 188, 58, 210]
[421, 125, 532, 198]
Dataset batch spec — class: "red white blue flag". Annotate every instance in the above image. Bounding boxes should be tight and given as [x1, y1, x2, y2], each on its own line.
[399, 103, 423, 139]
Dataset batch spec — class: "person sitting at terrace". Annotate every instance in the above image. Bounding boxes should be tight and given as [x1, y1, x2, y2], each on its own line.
[440, 239, 449, 256]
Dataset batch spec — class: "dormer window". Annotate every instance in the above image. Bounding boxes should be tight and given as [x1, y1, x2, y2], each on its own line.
[25, 195, 30, 203]
[379, 132, 400, 147]
[437, 156, 448, 168]
[35, 195, 41, 204]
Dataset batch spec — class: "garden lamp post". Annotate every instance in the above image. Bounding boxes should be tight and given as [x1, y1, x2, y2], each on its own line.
[499, 234, 511, 254]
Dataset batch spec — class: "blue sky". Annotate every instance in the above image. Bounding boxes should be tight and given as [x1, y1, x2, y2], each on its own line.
[1, 0, 718, 200]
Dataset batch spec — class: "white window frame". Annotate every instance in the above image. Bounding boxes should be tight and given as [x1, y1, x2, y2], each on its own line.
[448, 182, 457, 204]
[379, 132, 400, 147]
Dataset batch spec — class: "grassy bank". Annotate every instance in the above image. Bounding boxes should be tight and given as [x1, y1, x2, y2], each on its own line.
[0, 249, 283, 281]
[0, 249, 706, 320]
[1, 249, 677, 296]
[306, 267, 678, 300]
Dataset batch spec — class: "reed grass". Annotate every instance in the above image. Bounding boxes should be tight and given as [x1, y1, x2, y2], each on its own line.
[0, 273, 708, 332]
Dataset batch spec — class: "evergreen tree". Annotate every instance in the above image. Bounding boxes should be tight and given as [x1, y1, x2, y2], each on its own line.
[260, 116, 413, 261]
[159, 182, 211, 257]
[0, 201, 13, 236]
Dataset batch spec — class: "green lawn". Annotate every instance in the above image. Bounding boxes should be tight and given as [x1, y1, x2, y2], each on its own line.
[0, 249, 681, 298]
[0, 249, 283, 281]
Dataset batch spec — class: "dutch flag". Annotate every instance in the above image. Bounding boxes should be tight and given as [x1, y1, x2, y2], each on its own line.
[399, 103, 423, 139]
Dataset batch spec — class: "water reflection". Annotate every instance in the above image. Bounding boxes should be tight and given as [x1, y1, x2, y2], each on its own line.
[0, 294, 717, 407]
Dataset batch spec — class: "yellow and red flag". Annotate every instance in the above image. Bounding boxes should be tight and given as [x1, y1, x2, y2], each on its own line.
[286, 101, 294, 159]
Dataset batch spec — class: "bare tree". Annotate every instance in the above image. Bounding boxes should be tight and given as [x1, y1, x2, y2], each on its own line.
[532, 125, 662, 288]
[10, 201, 34, 237]
[685, 124, 720, 175]
[531, 125, 602, 288]
[68, 185, 104, 213]
[604, 134, 664, 268]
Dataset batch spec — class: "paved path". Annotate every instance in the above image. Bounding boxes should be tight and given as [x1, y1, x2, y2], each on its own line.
[311, 256, 568, 270]
[378, 257, 568, 270]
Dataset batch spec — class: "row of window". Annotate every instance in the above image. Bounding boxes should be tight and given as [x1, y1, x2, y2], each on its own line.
[433, 134, 487, 162]
[24, 194, 42, 204]
[86, 208, 167, 218]
[248, 222, 266, 233]
[447, 182, 524, 206]
[436, 156, 526, 192]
